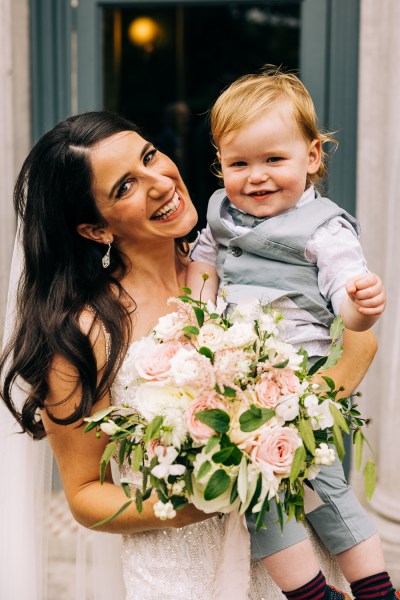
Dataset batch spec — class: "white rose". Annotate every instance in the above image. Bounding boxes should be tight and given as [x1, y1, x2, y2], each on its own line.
[223, 322, 258, 349]
[134, 383, 194, 422]
[197, 323, 225, 351]
[264, 339, 303, 368]
[275, 394, 300, 422]
[169, 347, 211, 387]
[153, 312, 185, 341]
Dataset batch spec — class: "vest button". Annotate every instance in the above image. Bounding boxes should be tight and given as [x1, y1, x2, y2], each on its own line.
[231, 247, 242, 257]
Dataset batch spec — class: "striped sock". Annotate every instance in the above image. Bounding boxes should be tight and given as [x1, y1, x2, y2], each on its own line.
[350, 572, 396, 599]
[283, 571, 327, 600]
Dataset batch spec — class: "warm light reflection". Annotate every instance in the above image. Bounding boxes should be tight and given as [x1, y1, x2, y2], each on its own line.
[128, 17, 160, 51]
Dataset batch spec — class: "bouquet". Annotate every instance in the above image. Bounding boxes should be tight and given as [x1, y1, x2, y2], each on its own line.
[84, 286, 375, 530]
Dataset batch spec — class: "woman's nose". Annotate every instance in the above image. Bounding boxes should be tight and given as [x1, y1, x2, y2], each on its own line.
[147, 171, 174, 200]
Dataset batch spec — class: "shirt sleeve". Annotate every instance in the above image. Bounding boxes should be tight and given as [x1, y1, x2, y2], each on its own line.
[305, 216, 369, 315]
[190, 224, 219, 266]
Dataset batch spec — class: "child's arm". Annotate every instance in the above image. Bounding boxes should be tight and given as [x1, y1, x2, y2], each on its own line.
[186, 261, 220, 303]
[340, 272, 386, 331]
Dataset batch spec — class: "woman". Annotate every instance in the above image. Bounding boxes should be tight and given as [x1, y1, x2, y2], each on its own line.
[0, 111, 376, 599]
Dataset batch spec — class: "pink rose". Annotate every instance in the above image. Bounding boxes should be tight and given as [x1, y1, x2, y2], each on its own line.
[185, 392, 227, 445]
[248, 426, 302, 476]
[254, 376, 281, 408]
[273, 368, 300, 395]
[136, 342, 181, 381]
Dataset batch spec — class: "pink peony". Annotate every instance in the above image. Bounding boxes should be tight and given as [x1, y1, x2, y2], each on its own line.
[273, 368, 300, 395]
[185, 392, 227, 445]
[248, 426, 302, 477]
[254, 376, 281, 408]
[135, 342, 181, 381]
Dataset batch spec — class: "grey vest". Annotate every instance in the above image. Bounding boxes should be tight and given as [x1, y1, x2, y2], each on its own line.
[207, 188, 360, 327]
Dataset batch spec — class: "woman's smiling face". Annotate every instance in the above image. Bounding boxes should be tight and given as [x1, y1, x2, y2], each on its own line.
[89, 130, 197, 249]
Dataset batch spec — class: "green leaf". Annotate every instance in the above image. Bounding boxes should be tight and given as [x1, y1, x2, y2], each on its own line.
[330, 316, 345, 343]
[289, 444, 306, 484]
[353, 429, 364, 472]
[198, 346, 214, 361]
[182, 325, 200, 336]
[195, 409, 230, 433]
[297, 347, 309, 370]
[83, 420, 98, 433]
[144, 415, 163, 443]
[184, 469, 193, 496]
[272, 359, 289, 369]
[135, 489, 143, 513]
[90, 500, 133, 528]
[254, 494, 270, 532]
[276, 498, 285, 532]
[121, 481, 131, 498]
[209, 313, 219, 320]
[323, 342, 343, 370]
[364, 460, 376, 500]
[299, 419, 316, 456]
[238, 457, 248, 503]
[132, 444, 143, 472]
[118, 438, 127, 465]
[180, 287, 192, 295]
[88, 406, 117, 423]
[204, 434, 220, 453]
[212, 445, 242, 466]
[333, 423, 345, 461]
[215, 384, 237, 398]
[308, 356, 328, 376]
[100, 441, 117, 484]
[239, 406, 275, 432]
[230, 477, 239, 504]
[193, 307, 205, 328]
[321, 376, 335, 390]
[204, 469, 231, 501]
[171, 496, 188, 510]
[197, 460, 212, 481]
[177, 294, 191, 303]
[329, 403, 350, 434]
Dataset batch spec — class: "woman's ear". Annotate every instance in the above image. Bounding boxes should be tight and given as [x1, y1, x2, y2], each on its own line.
[307, 139, 322, 175]
[76, 224, 113, 245]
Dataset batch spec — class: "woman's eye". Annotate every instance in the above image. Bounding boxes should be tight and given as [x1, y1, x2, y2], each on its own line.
[143, 148, 157, 165]
[116, 180, 134, 198]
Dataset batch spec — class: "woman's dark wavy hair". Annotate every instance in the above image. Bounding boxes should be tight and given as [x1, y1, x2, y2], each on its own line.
[1, 111, 189, 439]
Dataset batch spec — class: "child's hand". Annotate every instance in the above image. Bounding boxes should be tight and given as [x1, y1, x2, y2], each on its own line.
[345, 273, 386, 316]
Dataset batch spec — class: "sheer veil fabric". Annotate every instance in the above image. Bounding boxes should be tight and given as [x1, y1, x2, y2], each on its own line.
[0, 233, 126, 600]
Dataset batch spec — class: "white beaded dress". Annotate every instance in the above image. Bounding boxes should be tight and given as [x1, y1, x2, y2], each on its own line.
[111, 346, 352, 600]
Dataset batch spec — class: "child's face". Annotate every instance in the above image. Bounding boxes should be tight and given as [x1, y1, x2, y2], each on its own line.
[218, 102, 321, 218]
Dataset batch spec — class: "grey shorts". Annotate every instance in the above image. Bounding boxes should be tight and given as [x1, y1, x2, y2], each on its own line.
[246, 450, 376, 560]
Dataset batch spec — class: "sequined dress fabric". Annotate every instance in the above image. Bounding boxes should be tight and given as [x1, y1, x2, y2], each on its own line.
[111, 348, 352, 600]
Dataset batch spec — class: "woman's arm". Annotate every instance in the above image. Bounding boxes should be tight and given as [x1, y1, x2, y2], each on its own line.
[320, 328, 377, 398]
[42, 318, 211, 534]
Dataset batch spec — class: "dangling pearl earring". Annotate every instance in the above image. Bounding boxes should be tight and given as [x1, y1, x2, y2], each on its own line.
[102, 239, 111, 268]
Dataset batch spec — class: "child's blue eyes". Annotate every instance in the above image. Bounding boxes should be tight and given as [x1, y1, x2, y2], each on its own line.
[230, 157, 282, 167]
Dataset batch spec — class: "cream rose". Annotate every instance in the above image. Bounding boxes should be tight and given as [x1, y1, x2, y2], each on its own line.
[197, 323, 225, 351]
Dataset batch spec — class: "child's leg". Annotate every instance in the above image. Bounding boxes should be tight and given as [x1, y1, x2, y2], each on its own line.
[306, 452, 398, 599]
[247, 501, 350, 599]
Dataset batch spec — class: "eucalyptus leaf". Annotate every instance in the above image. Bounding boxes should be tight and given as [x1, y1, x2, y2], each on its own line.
[212, 445, 242, 466]
[329, 403, 350, 434]
[354, 429, 364, 472]
[289, 444, 306, 484]
[330, 316, 345, 343]
[199, 346, 214, 361]
[307, 356, 328, 376]
[144, 415, 163, 443]
[204, 435, 220, 453]
[333, 423, 345, 461]
[364, 460, 376, 500]
[197, 460, 212, 481]
[99, 441, 117, 484]
[90, 500, 133, 528]
[299, 419, 316, 455]
[193, 307, 205, 328]
[89, 406, 117, 423]
[132, 443, 144, 472]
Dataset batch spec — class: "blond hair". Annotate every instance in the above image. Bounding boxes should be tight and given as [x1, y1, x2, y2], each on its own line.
[210, 65, 337, 187]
